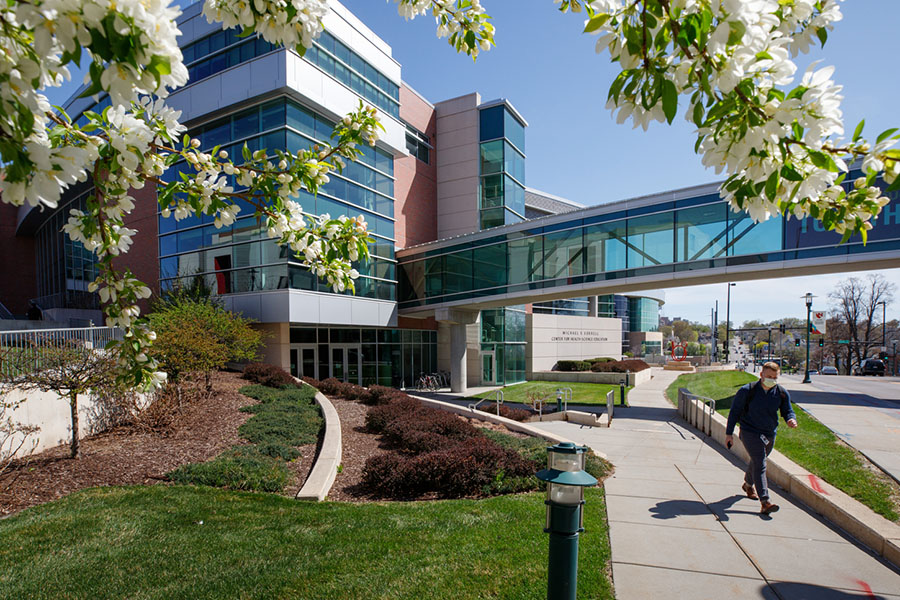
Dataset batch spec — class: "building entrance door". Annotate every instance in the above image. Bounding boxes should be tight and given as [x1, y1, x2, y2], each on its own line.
[331, 345, 362, 385]
[290, 345, 317, 380]
[481, 351, 496, 386]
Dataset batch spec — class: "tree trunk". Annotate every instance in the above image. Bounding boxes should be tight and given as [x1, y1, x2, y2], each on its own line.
[69, 392, 80, 459]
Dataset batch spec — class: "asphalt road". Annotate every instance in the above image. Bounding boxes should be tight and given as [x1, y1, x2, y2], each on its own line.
[780, 372, 900, 484]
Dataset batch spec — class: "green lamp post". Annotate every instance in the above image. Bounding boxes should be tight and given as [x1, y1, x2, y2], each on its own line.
[536, 442, 598, 600]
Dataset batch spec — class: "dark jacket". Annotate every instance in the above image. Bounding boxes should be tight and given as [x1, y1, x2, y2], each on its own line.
[726, 381, 795, 438]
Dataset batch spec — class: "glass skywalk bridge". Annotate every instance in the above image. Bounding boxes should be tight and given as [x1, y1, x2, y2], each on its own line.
[397, 178, 900, 315]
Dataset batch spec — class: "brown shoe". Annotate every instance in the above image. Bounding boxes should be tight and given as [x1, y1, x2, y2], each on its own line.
[760, 501, 780, 515]
[742, 483, 758, 500]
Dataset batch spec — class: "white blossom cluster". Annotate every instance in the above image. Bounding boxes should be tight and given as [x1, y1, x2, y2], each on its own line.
[395, 0, 494, 56]
[202, 0, 328, 51]
[584, 0, 898, 235]
[0, 0, 187, 211]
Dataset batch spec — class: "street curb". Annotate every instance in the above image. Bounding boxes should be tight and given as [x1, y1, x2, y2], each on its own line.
[678, 393, 900, 569]
[295, 385, 341, 502]
[411, 395, 608, 459]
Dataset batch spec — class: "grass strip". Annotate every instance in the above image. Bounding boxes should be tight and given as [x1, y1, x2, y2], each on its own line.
[471, 381, 632, 407]
[666, 371, 900, 521]
[166, 384, 322, 492]
[0, 485, 613, 600]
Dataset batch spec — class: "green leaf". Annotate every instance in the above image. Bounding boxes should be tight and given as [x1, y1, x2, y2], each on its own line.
[886, 176, 900, 193]
[816, 27, 828, 47]
[727, 21, 746, 45]
[584, 13, 610, 33]
[876, 128, 898, 144]
[662, 79, 678, 124]
[852, 119, 865, 143]
[781, 164, 803, 181]
[808, 150, 838, 172]
[765, 170, 780, 200]
[692, 102, 704, 127]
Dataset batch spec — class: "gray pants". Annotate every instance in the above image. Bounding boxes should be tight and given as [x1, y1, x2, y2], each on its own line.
[740, 429, 775, 502]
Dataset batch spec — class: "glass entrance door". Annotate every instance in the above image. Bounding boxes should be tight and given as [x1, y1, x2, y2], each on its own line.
[290, 345, 317, 379]
[331, 345, 362, 385]
[481, 351, 496, 386]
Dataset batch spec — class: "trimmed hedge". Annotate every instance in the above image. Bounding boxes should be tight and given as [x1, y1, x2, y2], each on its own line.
[590, 359, 650, 373]
[477, 403, 531, 422]
[555, 360, 593, 372]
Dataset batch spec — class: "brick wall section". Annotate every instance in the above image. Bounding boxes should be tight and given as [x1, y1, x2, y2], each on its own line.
[0, 203, 37, 316]
[113, 184, 160, 313]
[394, 84, 437, 250]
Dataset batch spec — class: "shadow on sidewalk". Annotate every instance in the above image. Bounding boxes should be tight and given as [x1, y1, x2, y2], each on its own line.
[766, 581, 892, 599]
[649, 496, 763, 522]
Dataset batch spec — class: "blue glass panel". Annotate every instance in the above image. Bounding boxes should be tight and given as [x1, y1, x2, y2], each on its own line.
[232, 108, 260, 141]
[504, 109, 525, 153]
[675, 203, 728, 261]
[508, 235, 542, 283]
[627, 212, 674, 267]
[286, 102, 315, 138]
[585, 221, 626, 273]
[480, 140, 503, 174]
[480, 106, 504, 142]
[159, 213, 176, 234]
[728, 212, 782, 256]
[261, 100, 285, 131]
[543, 228, 584, 280]
[376, 148, 393, 176]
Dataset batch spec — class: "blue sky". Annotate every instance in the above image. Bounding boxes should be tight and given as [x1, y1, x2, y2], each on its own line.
[43, 1, 900, 328]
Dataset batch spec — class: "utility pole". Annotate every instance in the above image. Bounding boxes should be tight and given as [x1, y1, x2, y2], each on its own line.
[725, 283, 735, 363]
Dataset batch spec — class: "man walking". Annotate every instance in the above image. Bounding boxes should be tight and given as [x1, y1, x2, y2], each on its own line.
[725, 361, 798, 515]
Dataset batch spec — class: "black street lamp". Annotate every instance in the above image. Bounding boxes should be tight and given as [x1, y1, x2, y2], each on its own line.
[725, 283, 736, 362]
[802, 292, 815, 384]
[877, 301, 887, 350]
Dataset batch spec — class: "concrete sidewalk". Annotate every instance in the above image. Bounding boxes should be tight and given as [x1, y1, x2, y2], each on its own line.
[531, 368, 900, 600]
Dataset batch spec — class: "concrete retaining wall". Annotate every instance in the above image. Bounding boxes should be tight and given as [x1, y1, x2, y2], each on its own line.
[295, 383, 341, 501]
[527, 368, 651, 387]
[1, 387, 108, 459]
[677, 389, 900, 569]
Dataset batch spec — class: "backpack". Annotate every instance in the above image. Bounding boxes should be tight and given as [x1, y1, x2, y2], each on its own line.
[741, 381, 788, 420]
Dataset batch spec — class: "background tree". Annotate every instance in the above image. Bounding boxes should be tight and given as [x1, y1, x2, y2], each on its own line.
[672, 319, 698, 343]
[828, 274, 896, 371]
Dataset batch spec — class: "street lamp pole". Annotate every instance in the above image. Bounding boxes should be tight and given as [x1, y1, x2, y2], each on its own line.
[725, 283, 736, 363]
[878, 301, 886, 349]
[803, 293, 814, 384]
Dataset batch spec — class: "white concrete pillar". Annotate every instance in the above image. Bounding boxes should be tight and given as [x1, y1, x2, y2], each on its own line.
[588, 296, 598, 317]
[450, 322, 467, 394]
[435, 307, 480, 395]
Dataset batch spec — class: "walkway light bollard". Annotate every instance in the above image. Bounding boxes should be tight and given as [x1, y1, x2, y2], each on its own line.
[536, 443, 598, 600]
[619, 380, 627, 407]
[556, 388, 564, 412]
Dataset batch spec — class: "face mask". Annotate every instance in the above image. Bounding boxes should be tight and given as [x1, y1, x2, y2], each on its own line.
[761, 377, 777, 388]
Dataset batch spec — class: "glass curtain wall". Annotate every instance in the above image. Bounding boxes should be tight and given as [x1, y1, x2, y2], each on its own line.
[290, 327, 437, 388]
[479, 105, 526, 230]
[480, 306, 526, 384]
[158, 98, 396, 301]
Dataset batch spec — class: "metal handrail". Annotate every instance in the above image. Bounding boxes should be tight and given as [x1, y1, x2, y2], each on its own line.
[0, 326, 124, 378]
[468, 389, 504, 415]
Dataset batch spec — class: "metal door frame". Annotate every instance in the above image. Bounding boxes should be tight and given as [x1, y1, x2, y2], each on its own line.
[481, 350, 496, 386]
[331, 344, 362, 385]
[290, 344, 318, 380]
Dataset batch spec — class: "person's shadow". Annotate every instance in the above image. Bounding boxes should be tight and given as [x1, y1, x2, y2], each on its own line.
[649, 495, 768, 522]
[766, 581, 892, 599]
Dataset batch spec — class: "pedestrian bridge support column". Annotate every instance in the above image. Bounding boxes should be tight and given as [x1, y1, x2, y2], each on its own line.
[435, 308, 480, 395]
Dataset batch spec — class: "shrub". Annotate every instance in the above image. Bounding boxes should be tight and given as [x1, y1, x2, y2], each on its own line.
[555, 360, 592, 372]
[238, 390, 322, 448]
[586, 357, 616, 364]
[477, 403, 531, 422]
[365, 396, 424, 433]
[149, 298, 264, 387]
[316, 378, 344, 396]
[364, 385, 405, 406]
[167, 446, 290, 492]
[590, 359, 650, 373]
[242, 363, 298, 389]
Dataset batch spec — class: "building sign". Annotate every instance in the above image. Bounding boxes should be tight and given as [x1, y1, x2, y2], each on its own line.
[811, 312, 827, 335]
[550, 330, 610, 343]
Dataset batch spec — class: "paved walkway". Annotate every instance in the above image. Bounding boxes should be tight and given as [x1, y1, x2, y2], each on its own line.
[531, 369, 900, 600]
[780, 374, 900, 484]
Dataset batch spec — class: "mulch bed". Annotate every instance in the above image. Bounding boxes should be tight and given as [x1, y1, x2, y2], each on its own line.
[0, 372, 316, 517]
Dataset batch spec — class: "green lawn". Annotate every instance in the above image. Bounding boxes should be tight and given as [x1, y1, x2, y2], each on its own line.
[0, 485, 613, 600]
[666, 371, 900, 521]
[471, 381, 632, 407]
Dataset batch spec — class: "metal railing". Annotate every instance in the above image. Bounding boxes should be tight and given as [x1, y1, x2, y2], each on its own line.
[0, 326, 124, 378]
[677, 388, 716, 436]
[468, 390, 504, 416]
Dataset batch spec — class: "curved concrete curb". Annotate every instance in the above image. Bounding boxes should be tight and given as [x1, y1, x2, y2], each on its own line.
[296, 385, 342, 501]
[678, 394, 900, 569]
[411, 395, 608, 460]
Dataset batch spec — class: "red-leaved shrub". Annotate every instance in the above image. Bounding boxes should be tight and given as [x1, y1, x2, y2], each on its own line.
[590, 359, 650, 373]
[477, 403, 531, 422]
[242, 363, 298, 388]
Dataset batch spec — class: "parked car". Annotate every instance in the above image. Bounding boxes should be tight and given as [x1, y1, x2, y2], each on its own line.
[821, 366, 838, 375]
[854, 359, 886, 376]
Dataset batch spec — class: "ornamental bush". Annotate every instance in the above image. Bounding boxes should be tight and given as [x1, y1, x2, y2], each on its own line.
[242, 363, 297, 389]
[555, 360, 592, 372]
[477, 403, 531, 422]
[590, 359, 651, 373]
